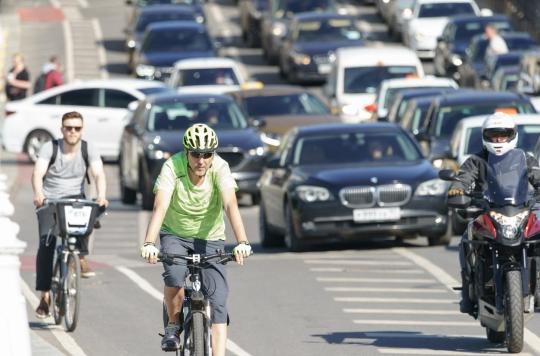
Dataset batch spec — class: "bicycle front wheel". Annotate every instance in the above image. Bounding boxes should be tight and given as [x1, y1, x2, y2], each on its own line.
[63, 253, 81, 332]
[50, 258, 63, 325]
[191, 312, 206, 356]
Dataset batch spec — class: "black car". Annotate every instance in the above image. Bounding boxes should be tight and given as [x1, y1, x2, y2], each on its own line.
[386, 87, 457, 124]
[240, 0, 268, 47]
[119, 93, 267, 209]
[457, 32, 536, 88]
[259, 123, 451, 251]
[125, 5, 202, 73]
[278, 12, 364, 83]
[433, 14, 512, 77]
[485, 51, 523, 83]
[399, 96, 438, 136]
[417, 90, 536, 164]
[133, 21, 216, 81]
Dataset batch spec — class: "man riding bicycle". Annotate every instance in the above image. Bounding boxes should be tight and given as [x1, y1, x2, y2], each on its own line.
[140, 123, 252, 356]
[32, 111, 109, 318]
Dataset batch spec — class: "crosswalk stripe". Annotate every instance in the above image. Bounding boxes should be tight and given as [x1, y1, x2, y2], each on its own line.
[378, 348, 532, 355]
[344, 308, 460, 315]
[317, 277, 436, 283]
[325, 287, 447, 293]
[353, 320, 477, 326]
[310, 267, 424, 274]
[306, 259, 412, 266]
[335, 297, 456, 303]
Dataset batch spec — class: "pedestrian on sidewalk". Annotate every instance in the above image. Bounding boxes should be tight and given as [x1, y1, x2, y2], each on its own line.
[5, 53, 31, 101]
[34, 56, 63, 93]
[31, 111, 109, 318]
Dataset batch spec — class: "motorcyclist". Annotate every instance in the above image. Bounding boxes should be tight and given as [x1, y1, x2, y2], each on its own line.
[447, 112, 540, 314]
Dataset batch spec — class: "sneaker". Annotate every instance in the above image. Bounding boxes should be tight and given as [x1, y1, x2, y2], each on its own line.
[35, 297, 50, 319]
[80, 258, 96, 278]
[161, 324, 180, 351]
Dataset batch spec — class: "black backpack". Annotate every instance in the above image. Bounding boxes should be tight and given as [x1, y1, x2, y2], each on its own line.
[33, 72, 49, 93]
[47, 139, 90, 183]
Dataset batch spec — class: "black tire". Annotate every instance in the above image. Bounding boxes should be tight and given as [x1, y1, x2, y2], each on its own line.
[140, 168, 154, 211]
[50, 259, 63, 325]
[259, 201, 283, 247]
[504, 270, 524, 353]
[63, 253, 81, 332]
[486, 327, 505, 343]
[427, 223, 453, 246]
[251, 193, 261, 206]
[191, 312, 205, 356]
[25, 130, 53, 162]
[284, 203, 305, 252]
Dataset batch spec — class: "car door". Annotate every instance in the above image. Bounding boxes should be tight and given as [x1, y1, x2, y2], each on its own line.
[101, 88, 139, 158]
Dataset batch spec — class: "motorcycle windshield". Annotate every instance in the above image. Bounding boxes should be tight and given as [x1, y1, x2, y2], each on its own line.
[485, 149, 530, 207]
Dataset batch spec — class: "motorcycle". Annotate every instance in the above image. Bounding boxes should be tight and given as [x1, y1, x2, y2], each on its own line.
[439, 149, 540, 353]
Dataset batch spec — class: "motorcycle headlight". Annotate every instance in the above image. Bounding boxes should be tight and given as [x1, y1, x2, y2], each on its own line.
[272, 22, 287, 37]
[415, 179, 448, 196]
[136, 64, 155, 77]
[291, 51, 311, 66]
[195, 15, 205, 24]
[296, 185, 333, 203]
[489, 211, 529, 240]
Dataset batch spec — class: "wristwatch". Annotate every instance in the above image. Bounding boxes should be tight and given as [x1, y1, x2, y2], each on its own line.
[238, 241, 250, 245]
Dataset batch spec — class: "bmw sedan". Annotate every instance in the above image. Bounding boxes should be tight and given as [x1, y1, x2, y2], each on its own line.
[259, 123, 451, 251]
[119, 93, 267, 210]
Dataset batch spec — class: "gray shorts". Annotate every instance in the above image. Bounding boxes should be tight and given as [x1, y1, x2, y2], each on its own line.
[160, 233, 229, 324]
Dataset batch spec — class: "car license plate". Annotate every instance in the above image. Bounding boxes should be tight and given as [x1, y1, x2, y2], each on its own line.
[318, 64, 331, 74]
[353, 207, 401, 223]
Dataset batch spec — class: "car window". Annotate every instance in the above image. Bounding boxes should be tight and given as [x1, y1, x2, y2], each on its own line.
[455, 21, 510, 41]
[244, 93, 329, 117]
[147, 100, 247, 131]
[59, 89, 99, 107]
[176, 68, 239, 87]
[294, 18, 362, 42]
[142, 28, 212, 53]
[435, 102, 535, 138]
[343, 66, 418, 94]
[104, 89, 137, 109]
[137, 86, 170, 95]
[466, 124, 540, 155]
[274, 0, 333, 19]
[384, 86, 452, 111]
[293, 131, 421, 165]
[136, 12, 195, 32]
[37, 94, 60, 105]
[418, 3, 475, 18]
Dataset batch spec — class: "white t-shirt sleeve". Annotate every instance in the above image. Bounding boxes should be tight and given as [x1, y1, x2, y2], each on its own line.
[154, 159, 176, 193]
[491, 36, 508, 55]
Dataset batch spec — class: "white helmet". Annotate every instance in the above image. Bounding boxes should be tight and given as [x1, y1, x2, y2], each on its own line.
[482, 112, 518, 156]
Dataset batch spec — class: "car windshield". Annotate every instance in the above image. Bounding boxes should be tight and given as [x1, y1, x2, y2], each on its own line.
[293, 131, 421, 165]
[142, 28, 212, 52]
[384, 85, 451, 111]
[465, 124, 540, 155]
[176, 68, 239, 87]
[435, 102, 534, 138]
[147, 100, 247, 131]
[136, 12, 195, 32]
[455, 21, 510, 41]
[344, 66, 418, 94]
[137, 86, 171, 95]
[275, 0, 332, 19]
[243, 93, 329, 116]
[418, 3, 475, 18]
[137, 0, 199, 5]
[295, 18, 362, 42]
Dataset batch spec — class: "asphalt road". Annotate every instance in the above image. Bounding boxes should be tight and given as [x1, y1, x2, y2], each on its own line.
[3, 0, 540, 355]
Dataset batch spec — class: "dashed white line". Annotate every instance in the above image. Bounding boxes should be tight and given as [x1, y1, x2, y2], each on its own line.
[317, 277, 436, 283]
[325, 287, 447, 293]
[335, 297, 456, 303]
[309, 267, 425, 274]
[306, 259, 412, 266]
[344, 308, 461, 315]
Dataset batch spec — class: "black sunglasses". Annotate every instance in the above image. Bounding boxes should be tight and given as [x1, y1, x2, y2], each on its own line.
[63, 125, 83, 132]
[189, 151, 214, 159]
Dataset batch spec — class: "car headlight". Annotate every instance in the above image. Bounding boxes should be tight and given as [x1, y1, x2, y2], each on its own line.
[260, 132, 281, 147]
[248, 146, 267, 156]
[195, 15, 205, 24]
[296, 185, 333, 202]
[489, 211, 529, 240]
[136, 64, 155, 77]
[328, 52, 336, 63]
[147, 146, 171, 160]
[127, 39, 136, 49]
[432, 159, 443, 168]
[291, 51, 311, 66]
[341, 104, 358, 116]
[451, 54, 463, 67]
[415, 179, 448, 196]
[272, 22, 287, 37]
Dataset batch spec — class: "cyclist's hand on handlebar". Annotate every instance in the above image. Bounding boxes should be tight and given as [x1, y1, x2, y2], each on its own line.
[448, 187, 465, 197]
[140, 243, 159, 264]
[96, 197, 109, 208]
[33, 192, 46, 208]
[233, 242, 252, 266]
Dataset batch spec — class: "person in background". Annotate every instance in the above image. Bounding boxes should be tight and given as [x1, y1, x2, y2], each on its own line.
[5, 53, 31, 101]
[43, 55, 64, 90]
[485, 24, 508, 62]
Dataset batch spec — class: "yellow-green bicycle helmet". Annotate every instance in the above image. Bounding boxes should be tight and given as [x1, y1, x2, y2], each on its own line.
[183, 124, 219, 153]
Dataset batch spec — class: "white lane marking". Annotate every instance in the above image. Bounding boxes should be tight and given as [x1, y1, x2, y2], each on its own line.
[310, 267, 424, 274]
[379, 349, 532, 355]
[353, 320, 477, 326]
[20, 278, 87, 356]
[115, 266, 252, 356]
[363, 332, 483, 339]
[91, 18, 108, 79]
[305, 259, 412, 266]
[62, 20, 75, 82]
[317, 277, 435, 283]
[326, 287, 447, 293]
[393, 247, 540, 354]
[335, 297, 456, 303]
[344, 309, 461, 315]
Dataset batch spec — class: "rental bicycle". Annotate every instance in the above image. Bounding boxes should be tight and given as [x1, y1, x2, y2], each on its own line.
[159, 251, 235, 356]
[39, 198, 105, 332]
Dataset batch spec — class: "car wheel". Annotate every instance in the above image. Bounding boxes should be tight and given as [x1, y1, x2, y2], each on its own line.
[427, 220, 453, 246]
[139, 166, 154, 210]
[119, 157, 137, 205]
[251, 193, 261, 206]
[284, 202, 306, 252]
[25, 129, 53, 162]
[259, 201, 283, 248]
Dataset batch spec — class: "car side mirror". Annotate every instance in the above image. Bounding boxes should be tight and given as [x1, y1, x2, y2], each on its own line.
[266, 157, 281, 169]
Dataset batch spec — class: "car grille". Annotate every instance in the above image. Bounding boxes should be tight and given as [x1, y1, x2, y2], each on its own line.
[312, 54, 330, 65]
[218, 151, 245, 169]
[339, 184, 411, 208]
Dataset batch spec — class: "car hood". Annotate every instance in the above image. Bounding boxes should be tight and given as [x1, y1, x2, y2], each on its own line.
[261, 114, 342, 136]
[292, 160, 437, 188]
[145, 128, 263, 153]
[411, 18, 449, 37]
[141, 51, 215, 67]
[293, 40, 364, 55]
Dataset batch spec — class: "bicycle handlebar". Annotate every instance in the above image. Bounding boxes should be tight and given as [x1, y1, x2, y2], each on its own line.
[158, 251, 236, 266]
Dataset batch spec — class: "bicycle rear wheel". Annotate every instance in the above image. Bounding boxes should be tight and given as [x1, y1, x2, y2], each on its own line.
[50, 258, 63, 325]
[63, 252, 81, 332]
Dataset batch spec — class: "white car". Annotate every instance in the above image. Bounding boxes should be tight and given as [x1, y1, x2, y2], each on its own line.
[450, 114, 540, 165]
[167, 57, 249, 94]
[374, 76, 458, 120]
[2, 79, 169, 161]
[323, 45, 424, 123]
[403, 0, 480, 58]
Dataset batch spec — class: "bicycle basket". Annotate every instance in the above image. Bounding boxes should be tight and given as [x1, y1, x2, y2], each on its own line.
[56, 200, 99, 237]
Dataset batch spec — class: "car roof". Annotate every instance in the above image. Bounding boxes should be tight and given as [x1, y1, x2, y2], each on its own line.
[397, 87, 458, 100]
[381, 77, 457, 90]
[336, 45, 421, 67]
[296, 122, 404, 137]
[294, 12, 357, 21]
[146, 92, 234, 104]
[228, 85, 312, 98]
[146, 20, 205, 31]
[436, 90, 529, 105]
[449, 14, 509, 24]
[173, 57, 240, 69]
[471, 31, 535, 44]
[139, 4, 196, 14]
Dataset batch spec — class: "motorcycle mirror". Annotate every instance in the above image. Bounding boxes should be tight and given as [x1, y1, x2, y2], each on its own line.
[438, 169, 456, 181]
